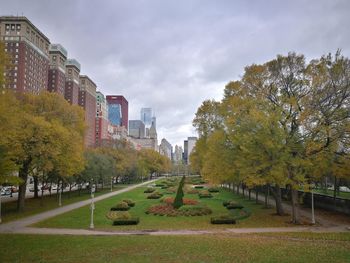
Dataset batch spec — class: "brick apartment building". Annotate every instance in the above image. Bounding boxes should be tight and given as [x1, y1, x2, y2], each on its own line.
[79, 75, 97, 147]
[48, 43, 67, 96]
[0, 16, 50, 93]
[65, 58, 80, 105]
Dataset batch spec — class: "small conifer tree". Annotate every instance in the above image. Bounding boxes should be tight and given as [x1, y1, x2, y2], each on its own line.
[173, 176, 185, 209]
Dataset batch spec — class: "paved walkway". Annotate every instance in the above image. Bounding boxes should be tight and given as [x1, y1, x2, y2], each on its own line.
[0, 180, 349, 236]
[0, 179, 157, 234]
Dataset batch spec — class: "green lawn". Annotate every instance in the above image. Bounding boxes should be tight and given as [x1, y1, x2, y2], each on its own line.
[0, 233, 349, 263]
[1, 185, 130, 223]
[34, 184, 294, 230]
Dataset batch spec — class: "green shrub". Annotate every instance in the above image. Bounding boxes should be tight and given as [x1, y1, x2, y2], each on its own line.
[186, 189, 199, 194]
[110, 201, 130, 211]
[208, 187, 220, 193]
[155, 183, 165, 187]
[122, 199, 135, 207]
[113, 218, 139, 225]
[194, 185, 204, 189]
[198, 190, 212, 198]
[106, 211, 131, 220]
[147, 192, 163, 199]
[228, 207, 252, 220]
[223, 200, 244, 209]
[144, 188, 155, 193]
[211, 215, 236, 224]
[173, 175, 185, 209]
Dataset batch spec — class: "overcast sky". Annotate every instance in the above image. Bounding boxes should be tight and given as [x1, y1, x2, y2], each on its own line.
[1, 0, 349, 147]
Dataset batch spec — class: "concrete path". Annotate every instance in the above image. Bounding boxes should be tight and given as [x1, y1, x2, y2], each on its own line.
[0, 180, 349, 236]
[0, 179, 157, 234]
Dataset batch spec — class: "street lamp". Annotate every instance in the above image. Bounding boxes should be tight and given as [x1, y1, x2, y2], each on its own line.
[90, 183, 95, 229]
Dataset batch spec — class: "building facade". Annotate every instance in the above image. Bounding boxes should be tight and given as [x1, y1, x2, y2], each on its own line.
[159, 138, 172, 160]
[48, 43, 67, 95]
[79, 75, 97, 148]
[141, 107, 152, 127]
[187, 137, 197, 165]
[0, 16, 50, 93]
[173, 145, 183, 164]
[65, 58, 80, 105]
[129, 120, 145, 138]
[106, 95, 129, 129]
[95, 91, 109, 147]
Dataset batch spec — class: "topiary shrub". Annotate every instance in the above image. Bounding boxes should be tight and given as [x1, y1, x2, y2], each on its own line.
[173, 175, 185, 209]
[110, 201, 130, 211]
[208, 187, 220, 193]
[122, 199, 135, 207]
[144, 188, 155, 193]
[147, 192, 163, 199]
[113, 218, 139, 225]
[198, 190, 212, 198]
[146, 204, 212, 217]
[194, 185, 204, 189]
[223, 200, 244, 209]
[106, 211, 131, 220]
[211, 215, 236, 224]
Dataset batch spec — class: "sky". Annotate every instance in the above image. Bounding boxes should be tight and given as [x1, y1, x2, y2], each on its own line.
[1, 0, 349, 147]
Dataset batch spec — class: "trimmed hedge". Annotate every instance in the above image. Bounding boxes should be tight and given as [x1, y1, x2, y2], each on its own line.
[208, 187, 220, 193]
[146, 204, 212, 217]
[110, 201, 130, 211]
[223, 200, 244, 209]
[194, 185, 204, 189]
[144, 188, 155, 193]
[147, 192, 163, 199]
[106, 211, 131, 220]
[211, 215, 236, 224]
[113, 218, 139, 225]
[122, 199, 135, 207]
[198, 190, 212, 198]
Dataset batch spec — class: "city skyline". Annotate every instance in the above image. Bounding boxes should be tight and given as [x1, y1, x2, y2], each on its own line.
[1, 0, 349, 146]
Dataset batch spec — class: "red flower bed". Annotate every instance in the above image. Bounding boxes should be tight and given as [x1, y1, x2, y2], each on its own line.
[146, 204, 178, 216]
[162, 197, 198, 205]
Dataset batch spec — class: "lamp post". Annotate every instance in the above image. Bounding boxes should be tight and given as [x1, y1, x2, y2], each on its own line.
[90, 184, 95, 229]
[0, 186, 2, 224]
[110, 177, 113, 192]
[311, 186, 315, 224]
[58, 181, 62, 207]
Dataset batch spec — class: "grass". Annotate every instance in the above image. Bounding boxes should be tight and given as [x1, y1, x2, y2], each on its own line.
[1, 185, 130, 223]
[0, 233, 349, 263]
[34, 183, 294, 230]
[312, 189, 350, 199]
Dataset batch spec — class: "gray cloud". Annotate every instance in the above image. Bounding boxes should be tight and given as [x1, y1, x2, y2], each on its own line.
[1, 0, 349, 147]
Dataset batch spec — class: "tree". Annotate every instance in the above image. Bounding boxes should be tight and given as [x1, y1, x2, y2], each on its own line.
[173, 176, 185, 209]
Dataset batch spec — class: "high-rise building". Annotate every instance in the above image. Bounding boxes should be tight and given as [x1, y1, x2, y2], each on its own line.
[95, 91, 109, 147]
[141, 108, 152, 127]
[159, 138, 172, 160]
[0, 16, 50, 93]
[173, 145, 183, 164]
[187, 137, 197, 165]
[79, 75, 97, 148]
[183, 140, 188, 164]
[48, 44, 67, 95]
[65, 58, 80, 105]
[128, 120, 145, 138]
[106, 95, 128, 129]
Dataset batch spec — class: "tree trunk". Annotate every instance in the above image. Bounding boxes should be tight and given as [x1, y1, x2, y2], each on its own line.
[272, 185, 284, 215]
[33, 176, 39, 199]
[291, 188, 301, 224]
[255, 187, 259, 204]
[333, 176, 337, 209]
[264, 185, 268, 208]
[17, 160, 31, 212]
[248, 189, 251, 200]
[40, 188, 44, 206]
[242, 184, 245, 197]
[236, 184, 239, 195]
[69, 184, 72, 198]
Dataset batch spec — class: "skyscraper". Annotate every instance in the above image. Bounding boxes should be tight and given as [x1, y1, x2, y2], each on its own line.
[95, 91, 109, 146]
[0, 16, 50, 93]
[48, 44, 67, 95]
[187, 137, 197, 164]
[106, 95, 129, 129]
[141, 108, 152, 127]
[79, 75, 97, 147]
[128, 120, 145, 138]
[65, 58, 80, 105]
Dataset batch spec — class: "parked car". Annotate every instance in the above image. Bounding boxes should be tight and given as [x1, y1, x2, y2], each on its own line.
[1, 187, 12, 196]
